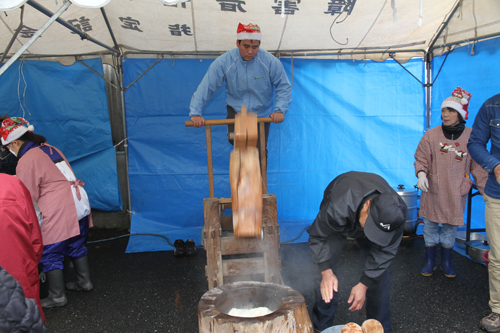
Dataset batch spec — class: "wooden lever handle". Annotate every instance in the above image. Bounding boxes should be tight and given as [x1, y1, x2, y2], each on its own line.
[185, 117, 273, 127]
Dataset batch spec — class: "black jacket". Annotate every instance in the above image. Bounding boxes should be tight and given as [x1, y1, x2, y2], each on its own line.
[307, 171, 406, 288]
[0, 146, 17, 175]
[0, 266, 45, 333]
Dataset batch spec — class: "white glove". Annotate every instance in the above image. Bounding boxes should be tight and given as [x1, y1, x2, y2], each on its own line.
[417, 172, 429, 192]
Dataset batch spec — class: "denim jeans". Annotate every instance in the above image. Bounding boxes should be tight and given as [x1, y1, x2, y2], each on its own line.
[422, 217, 458, 248]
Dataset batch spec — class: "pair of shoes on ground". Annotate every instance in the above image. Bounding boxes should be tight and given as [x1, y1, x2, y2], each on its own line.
[174, 239, 197, 257]
[481, 312, 500, 332]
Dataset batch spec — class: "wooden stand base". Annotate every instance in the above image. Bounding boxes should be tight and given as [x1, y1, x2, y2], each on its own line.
[202, 194, 282, 290]
[198, 281, 313, 333]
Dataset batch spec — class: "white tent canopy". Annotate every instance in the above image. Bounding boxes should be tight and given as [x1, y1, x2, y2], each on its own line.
[1, 0, 499, 239]
[1, 0, 500, 61]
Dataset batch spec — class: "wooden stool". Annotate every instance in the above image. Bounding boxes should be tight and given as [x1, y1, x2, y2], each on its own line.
[202, 194, 282, 290]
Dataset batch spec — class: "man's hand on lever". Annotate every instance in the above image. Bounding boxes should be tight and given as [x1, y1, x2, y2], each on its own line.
[320, 269, 338, 303]
[191, 116, 205, 128]
[270, 112, 284, 123]
[348, 282, 368, 312]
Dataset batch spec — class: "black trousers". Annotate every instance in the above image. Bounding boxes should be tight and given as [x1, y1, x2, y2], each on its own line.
[312, 237, 392, 332]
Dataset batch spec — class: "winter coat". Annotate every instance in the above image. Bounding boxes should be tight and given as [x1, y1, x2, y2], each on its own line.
[468, 93, 500, 199]
[0, 265, 45, 333]
[307, 171, 406, 288]
[0, 174, 44, 322]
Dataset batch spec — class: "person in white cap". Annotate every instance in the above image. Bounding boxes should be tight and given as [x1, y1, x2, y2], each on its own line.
[189, 23, 292, 156]
[414, 87, 487, 279]
[1, 117, 94, 309]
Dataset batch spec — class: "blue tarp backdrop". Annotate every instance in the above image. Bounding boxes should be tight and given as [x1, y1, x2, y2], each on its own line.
[1, 38, 499, 254]
[123, 56, 425, 253]
[124, 38, 500, 253]
[0, 58, 122, 211]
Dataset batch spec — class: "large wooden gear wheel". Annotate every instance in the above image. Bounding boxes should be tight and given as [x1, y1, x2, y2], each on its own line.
[229, 106, 263, 238]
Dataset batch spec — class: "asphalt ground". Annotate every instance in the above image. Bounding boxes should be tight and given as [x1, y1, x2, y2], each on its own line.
[42, 229, 491, 333]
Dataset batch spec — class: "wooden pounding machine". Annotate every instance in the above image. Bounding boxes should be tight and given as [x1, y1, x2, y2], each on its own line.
[185, 106, 282, 290]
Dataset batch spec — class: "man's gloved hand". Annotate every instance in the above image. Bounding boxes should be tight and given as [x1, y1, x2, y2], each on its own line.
[417, 172, 429, 192]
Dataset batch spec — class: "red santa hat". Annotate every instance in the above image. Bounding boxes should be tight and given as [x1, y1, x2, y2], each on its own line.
[441, 87, 472, 120]
[237, 23, 262, 41]
[1, 117, 34, 145]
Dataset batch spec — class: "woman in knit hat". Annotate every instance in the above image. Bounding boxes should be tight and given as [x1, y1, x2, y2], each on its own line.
[0, 114, 18, 175]
[1, 117, 94, 308]
[414, 87, 487, 278]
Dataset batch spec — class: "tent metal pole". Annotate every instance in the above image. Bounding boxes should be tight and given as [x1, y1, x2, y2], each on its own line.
[117, 57, 133, 225]
[427, 0, 461, 51]
[0, 0, 71, 77]
[0, 5, 24, 66]
[425, 52, 432, 130]
[26, 0, 119, 55]
[431, 31, 500, 52]
[100, 8, 120, 51]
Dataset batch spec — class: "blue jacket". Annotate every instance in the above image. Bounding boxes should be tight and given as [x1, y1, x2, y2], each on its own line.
[189, 48, 292, 118]
[468, 93, 500, 199]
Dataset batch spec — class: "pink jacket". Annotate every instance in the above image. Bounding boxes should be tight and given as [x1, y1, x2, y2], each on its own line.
[16, 145, 92, 245]
[414, 126, 487, 225]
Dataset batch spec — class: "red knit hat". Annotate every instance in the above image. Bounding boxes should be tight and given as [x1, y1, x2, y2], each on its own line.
[441, 87, 472, 120]
[236, 23, 261, 41]
[1, 117, 34, 145]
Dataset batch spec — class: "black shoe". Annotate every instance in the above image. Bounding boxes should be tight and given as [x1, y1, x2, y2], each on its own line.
[185, 239, 197, 256]
[174, 239, 185, 256]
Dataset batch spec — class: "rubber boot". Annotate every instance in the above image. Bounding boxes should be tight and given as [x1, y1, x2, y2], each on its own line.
[421, 245, 437, 276]
[66, 256, 93, 291]
[440, 246, 456, 278]
[41, 269, 67, 308]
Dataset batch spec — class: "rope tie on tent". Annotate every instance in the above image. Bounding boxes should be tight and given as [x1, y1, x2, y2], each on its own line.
[391, 0, 397, 24]
[418, 0, 423, 27]
[470, 0, 478, 55]
[17, 56, 31, 119]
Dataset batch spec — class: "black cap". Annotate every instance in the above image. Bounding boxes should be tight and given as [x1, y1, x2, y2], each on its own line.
[363, 193, 407, 247]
